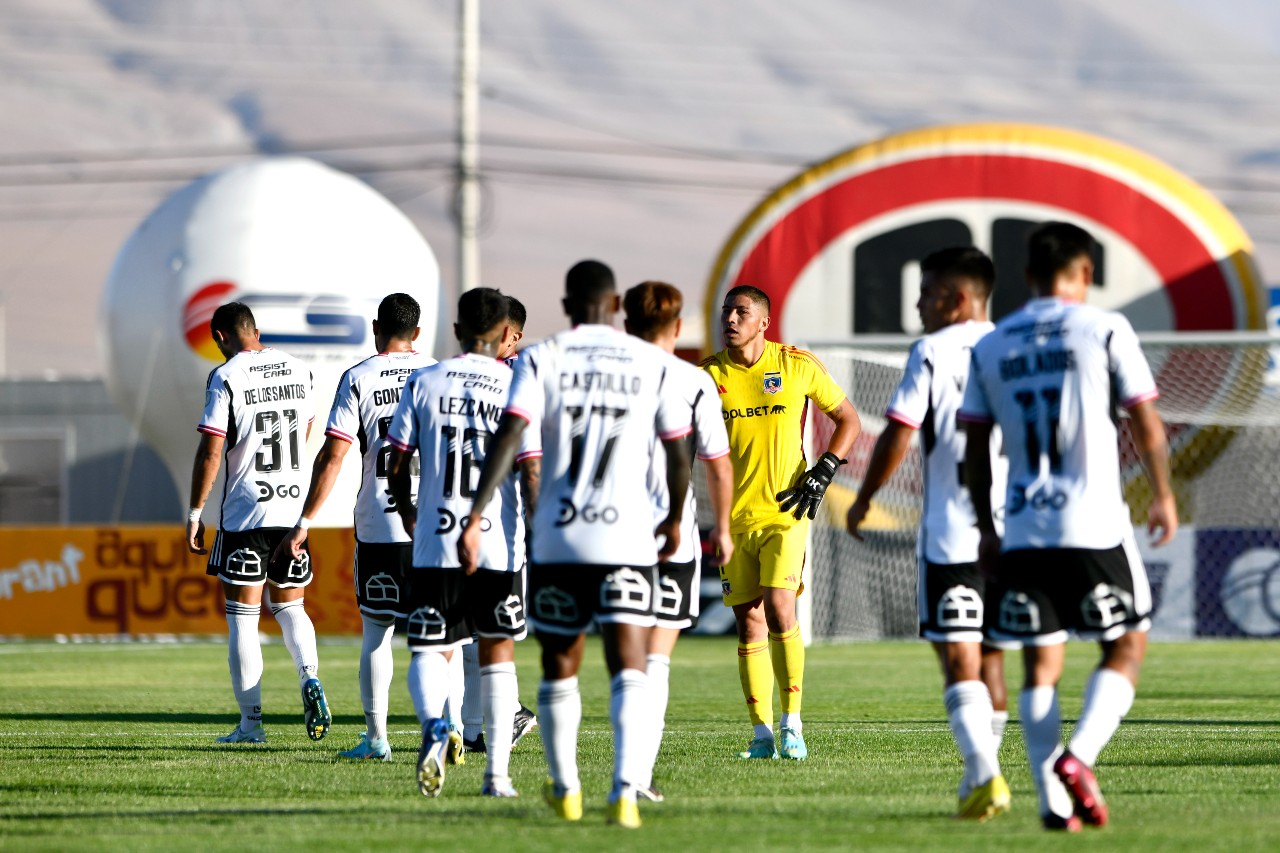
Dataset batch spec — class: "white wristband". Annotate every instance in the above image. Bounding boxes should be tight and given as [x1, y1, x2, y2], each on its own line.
[187, 507, 202, 523]
[297, 517, 312, 531]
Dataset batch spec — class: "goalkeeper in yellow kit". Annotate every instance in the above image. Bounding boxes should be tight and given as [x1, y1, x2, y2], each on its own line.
[701, 285, 861, 760]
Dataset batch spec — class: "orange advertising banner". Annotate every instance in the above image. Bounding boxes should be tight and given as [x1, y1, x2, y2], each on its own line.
[0, 527, 364, 636]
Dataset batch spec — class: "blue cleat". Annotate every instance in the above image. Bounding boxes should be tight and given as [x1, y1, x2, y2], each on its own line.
[301, 678, 331, 741]
[779, 726, 808, 761]
[417, 718, 451, 797]
[338, 731, 391, 761]
[736, 736, 778, 759]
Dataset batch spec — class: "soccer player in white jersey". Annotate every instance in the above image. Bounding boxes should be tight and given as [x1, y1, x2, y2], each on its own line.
[384, 287, 539, 799]
[185, 301, 331, 745]
[621, 281, 734, 803]
[273, 293, 434, 761]
[459, 260, 692, 829]
[845, 247, 1012, 820]
[959, 222, 1177, 831]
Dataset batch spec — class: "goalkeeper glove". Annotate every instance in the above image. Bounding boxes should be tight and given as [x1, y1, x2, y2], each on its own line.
[777, 451, 846, 520]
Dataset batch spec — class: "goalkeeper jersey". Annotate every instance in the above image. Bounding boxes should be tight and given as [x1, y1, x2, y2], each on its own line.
[701, 341, 847, 533]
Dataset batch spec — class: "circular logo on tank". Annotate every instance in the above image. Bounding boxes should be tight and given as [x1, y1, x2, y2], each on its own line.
[183, 281, 239, 362]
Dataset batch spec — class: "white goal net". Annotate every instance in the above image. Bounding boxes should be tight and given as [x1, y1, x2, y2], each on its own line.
[795, 332, 1280, 642]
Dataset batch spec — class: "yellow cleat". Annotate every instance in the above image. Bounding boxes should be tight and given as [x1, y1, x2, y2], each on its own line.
[957, 774, 1011, 821]
[446, 726, 465, 766]
[542, 777, 583, 821]
[606, 797, 641, 829]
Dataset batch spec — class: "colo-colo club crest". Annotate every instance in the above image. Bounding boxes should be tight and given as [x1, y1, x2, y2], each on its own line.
[764, 371, 783, 395]
[705, 123, 1266, 522]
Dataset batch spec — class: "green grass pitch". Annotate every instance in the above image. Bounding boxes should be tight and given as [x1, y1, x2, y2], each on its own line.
[1, 637, 1277, 851]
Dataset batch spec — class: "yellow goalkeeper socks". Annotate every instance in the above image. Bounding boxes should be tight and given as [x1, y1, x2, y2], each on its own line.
[769, 625, 805, 715]
[738, 641, 773, 727]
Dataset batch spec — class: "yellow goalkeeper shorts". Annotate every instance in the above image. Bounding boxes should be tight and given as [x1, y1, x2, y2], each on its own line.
[718, 521, 807, 607]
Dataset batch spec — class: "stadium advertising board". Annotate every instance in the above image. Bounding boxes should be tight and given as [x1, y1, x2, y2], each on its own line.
[0, 527, 363, 637]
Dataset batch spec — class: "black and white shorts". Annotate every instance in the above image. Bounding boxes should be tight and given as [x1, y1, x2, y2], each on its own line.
[988, 541, 1151, 646]
[654, 559, 700, 630]
[527, 563, 657, 636]
[918, 559, 1020, 650]
[354, 540, 412, 617]
[398, 567, 528, 650]
[207, 527, 312, 588]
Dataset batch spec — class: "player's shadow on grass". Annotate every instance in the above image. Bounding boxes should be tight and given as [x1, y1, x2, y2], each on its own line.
[0, 712, 372, 725]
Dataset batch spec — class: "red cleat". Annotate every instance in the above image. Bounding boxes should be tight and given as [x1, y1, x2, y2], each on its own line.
[1042, 813, 1083, 832]
[1054, 751, 1109, 827]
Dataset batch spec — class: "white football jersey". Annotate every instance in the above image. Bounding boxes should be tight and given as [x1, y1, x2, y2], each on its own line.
[386, 353, 535, 572]
[198, 348, 315, 532]
[506, 324, 692, 566]
[959, 297, 1158, 551]
[325, 350, 437, 543]
[646, 353, 730, 565]
[886, 321, 1005, 565]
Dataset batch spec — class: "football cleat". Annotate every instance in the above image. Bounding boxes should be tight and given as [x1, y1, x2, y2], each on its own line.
[338, 732, 391, 762]
[957, 774, 1011, 821]
[542, 777, 583, 821]
[301, 678, 331, 741]
[216, 724, 266, 744]
[1054, 751, 1109, 827]
[481, 776, 520, 798]
[736, 736, 779, 759]
[636, 785, 664, 803]
[606, 796, 641, 829]
[416, 719, 451, 798]
[1042, 813, 1083, 832]
[463, 734, 486, 754]
[512, 704, 538, 748]
[779, 726, 808, 761]
[446, 725, 465, 765]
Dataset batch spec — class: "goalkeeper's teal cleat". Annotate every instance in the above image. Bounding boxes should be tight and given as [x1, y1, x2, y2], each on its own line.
[736, 736, 778, 759]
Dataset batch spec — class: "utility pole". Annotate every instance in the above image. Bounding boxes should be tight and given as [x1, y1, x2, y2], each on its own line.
[456, 0, 480, 292]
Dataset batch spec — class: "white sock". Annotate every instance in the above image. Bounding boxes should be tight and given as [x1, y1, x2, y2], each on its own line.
[461, 641, 483, 740]
[992, 710, 1010, 748]
[225, 600, 263, 731]
[408, 650, 451, 725]
[482, 662, 518, 781]
[1020, 686, 1074, 819]
[1069, 667, 1136, 767]
[780, 713, 802, 733]
[610, 668, 649, 800]
[359, 615, 395, 742]
[754, 723, 775, 740]
[268, 598, 318, 686]
[639, 653, 671, 788]
[442, 648, 466, 733]
[944, 680, 1000, 793]
[538, 677, 582, 793]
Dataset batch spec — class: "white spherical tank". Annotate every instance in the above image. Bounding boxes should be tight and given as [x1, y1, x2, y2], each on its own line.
[100, 157, 442, 527]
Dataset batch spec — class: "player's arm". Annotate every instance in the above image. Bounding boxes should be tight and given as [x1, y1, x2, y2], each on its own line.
[961, 420, 1000, 575]
[655, 434, 692, 562]
[518, 456, 540, 525]
[847, 420, 913, 540]
[702, 453, 734, 567]
[187, 432, 223, 554]
[275, 436, 351, 561]
[777, 398, 861, 521]
[387, 447, 417, 538]
[459, 413, 529, 574]
[1127, 398, 1177, 546]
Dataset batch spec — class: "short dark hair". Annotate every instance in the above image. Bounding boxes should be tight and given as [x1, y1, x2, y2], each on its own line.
[623, 281, 683, 338]
[1027, 221, 1094, 289]
[921, 246, 995, 298]
[209, 302, 256, 337]
[565, 259, 615, 303]
[504, 295, 527, 330]
[725, 284, 770, 316]
[377, 293, 421, 340]
[457, 287, 508, 337]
